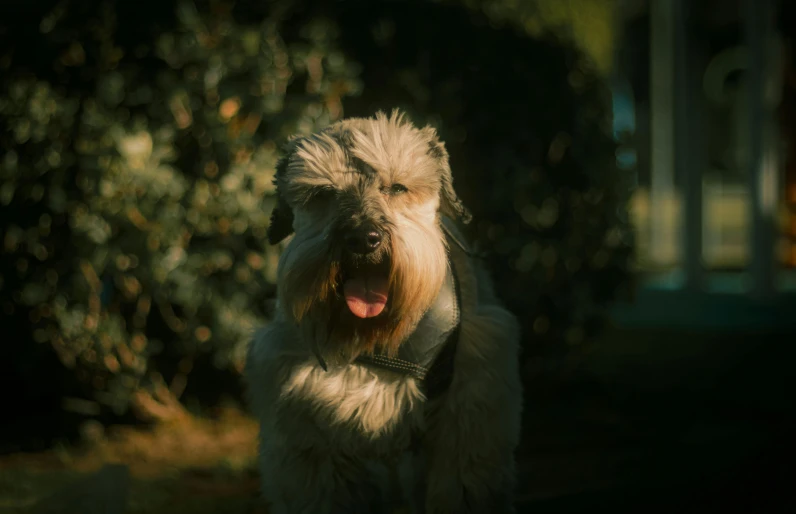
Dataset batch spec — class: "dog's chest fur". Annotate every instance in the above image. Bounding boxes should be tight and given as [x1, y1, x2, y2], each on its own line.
[278, 356, 428, 455]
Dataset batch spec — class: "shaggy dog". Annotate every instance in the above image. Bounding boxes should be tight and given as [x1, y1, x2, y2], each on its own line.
[245, 110, 522, 514]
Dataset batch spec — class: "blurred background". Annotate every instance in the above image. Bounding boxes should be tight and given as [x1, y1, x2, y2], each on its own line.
[0, 0, 794, 512]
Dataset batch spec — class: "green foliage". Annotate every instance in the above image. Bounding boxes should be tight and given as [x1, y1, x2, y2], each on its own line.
[1, 0, 358, 414]
[449, 0, 619, 73]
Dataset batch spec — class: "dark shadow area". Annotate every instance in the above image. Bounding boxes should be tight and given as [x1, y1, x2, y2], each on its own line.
[515, 328, 796, 513]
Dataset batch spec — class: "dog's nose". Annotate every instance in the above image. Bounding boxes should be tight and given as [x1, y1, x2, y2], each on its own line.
[344, 226, 383, 255]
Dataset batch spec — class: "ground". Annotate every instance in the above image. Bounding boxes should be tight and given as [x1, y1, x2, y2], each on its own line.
[2, 327, 795, 513]
[0, 407, 263, 514]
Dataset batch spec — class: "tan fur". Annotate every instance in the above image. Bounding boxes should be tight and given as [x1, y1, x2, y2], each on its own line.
[245, 111, 522, 514]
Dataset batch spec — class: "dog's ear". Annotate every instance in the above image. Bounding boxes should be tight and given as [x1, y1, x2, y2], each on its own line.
[267, 137, 303, 245]
[422, 126, 472, 224]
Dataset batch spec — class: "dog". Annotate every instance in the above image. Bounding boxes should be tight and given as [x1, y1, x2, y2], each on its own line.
[244, 110, 523, 514]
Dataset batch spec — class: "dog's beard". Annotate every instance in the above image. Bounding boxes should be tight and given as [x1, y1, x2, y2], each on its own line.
[278, 226, 448, 365]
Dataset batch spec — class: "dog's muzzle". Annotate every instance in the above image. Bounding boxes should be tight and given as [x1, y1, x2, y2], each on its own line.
[337, 223, 390, 319]
[343, 223, 384, 256]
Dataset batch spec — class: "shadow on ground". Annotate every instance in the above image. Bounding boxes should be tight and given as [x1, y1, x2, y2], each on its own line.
[515, 327, 796, 514]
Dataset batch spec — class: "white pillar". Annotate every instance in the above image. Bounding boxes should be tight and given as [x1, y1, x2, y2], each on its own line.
[744, 0, 781, 297]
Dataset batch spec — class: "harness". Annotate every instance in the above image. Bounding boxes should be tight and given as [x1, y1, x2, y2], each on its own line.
[354, 254, 462, 400]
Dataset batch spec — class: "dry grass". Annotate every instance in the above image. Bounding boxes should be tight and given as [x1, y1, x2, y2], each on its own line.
[0, 405, 264, 513]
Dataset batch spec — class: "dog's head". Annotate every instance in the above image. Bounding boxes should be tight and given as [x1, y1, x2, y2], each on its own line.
[267, 110, 470, 363]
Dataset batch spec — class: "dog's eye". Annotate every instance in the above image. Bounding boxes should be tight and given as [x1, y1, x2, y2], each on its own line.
[387, 183, 408, 195]
[308, 187, 336, 203]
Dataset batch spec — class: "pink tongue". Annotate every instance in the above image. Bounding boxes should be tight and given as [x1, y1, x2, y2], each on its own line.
[343, 275, 389, 318]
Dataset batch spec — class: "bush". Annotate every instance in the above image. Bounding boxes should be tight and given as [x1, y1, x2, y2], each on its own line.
[1, 0, 359, 416]
[1, 0, 632, 424]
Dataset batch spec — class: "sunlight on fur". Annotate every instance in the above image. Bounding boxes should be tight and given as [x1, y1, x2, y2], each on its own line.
[282, 361, 426, 436]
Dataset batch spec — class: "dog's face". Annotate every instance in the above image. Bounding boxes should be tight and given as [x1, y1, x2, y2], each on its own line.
[267, 111, 470, 363]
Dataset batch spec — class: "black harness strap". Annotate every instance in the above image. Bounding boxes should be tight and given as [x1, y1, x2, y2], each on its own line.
[419, 262, 462, 400]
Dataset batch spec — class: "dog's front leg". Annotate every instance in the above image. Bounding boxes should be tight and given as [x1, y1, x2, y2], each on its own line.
[422, 307, 523, 514]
